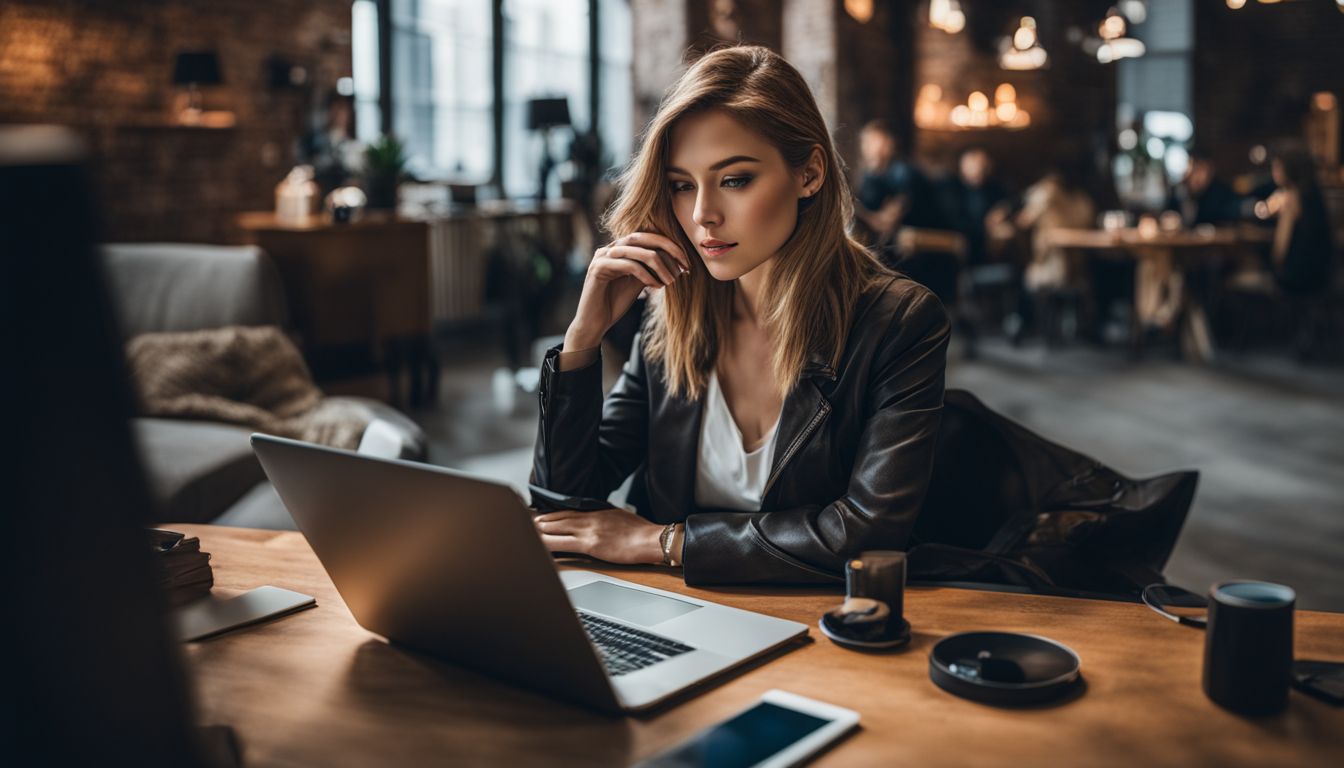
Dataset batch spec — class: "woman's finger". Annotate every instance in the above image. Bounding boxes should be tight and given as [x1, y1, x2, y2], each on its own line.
[619, 232, 691, 271]
[607, 245, 678, 286]
[534, 510, 584, 523]
[538, 532, 584, 553]
[535, 518, 583, 535]
[594, 255, 663, 290]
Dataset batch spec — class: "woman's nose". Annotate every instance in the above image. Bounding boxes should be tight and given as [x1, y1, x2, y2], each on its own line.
[693, 191, 722, 229]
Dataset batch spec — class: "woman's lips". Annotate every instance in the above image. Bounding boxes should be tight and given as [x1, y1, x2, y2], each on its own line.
[701, 242, 737, 257]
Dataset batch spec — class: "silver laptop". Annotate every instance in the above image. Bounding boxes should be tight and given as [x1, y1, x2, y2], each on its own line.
[250, 434, 808, 714]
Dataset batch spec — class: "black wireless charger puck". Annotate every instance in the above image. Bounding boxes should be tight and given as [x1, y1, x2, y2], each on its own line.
[929, 631, 1082, 705]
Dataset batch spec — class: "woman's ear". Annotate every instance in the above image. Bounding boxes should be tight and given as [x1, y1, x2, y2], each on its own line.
[799, 144, 826, 198]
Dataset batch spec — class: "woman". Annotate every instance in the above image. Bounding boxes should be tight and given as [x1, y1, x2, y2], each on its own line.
[1260, 143, 1334, 296]
[530, 46, 950, 585]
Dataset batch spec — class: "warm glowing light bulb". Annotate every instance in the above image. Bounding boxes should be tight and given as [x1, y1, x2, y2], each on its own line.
[1314, 91, 1338, 111]
[946, 9, 965, 33]
[951, 105, 971, 127]
[845, 0, 874, 24]
[1100, 14, 1126, 40]
[968, 91, 989, 111]
[995, 102, 1017, 123]
[995, 83, 1017, 104]
[1014, 25, 1036, 50]
[1226, 0, 1246, 8]
[919, 84, 943, 103]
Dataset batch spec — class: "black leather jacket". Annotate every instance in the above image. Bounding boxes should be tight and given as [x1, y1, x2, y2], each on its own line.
[531, 275, 950, 585]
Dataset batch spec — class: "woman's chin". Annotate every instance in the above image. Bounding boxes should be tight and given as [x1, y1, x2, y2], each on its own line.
[702, 257, 759, 283]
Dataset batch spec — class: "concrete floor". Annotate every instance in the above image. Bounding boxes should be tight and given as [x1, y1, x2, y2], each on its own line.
[412, 333, 1344, 612]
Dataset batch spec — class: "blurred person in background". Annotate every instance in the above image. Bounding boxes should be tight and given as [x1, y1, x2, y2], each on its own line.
[854, 119, 948, 252]
[298, 90, 365, 195]
[1011, 155, 1097, 343]
[941, 146, 1012, 267]
[1165, 152, 1244, 227]
[854, 120, 958, 313]
[1258, 142, 1335, 296]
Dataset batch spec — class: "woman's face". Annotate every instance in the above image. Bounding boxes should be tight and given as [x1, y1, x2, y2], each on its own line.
[666, 109, 818, 283]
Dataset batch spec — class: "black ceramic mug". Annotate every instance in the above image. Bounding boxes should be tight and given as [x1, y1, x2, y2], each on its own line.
[1145, 580, 1296, 715]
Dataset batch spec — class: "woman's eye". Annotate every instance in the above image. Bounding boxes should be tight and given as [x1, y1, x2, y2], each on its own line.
[722, 175, 753, 189]
[669, 181, 695, 193]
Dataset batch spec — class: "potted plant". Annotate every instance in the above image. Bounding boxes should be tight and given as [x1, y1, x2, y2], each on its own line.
[363, 135, 407, 212]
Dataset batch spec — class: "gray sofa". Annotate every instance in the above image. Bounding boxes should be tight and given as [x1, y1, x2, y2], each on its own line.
[103, 242, 427, 529]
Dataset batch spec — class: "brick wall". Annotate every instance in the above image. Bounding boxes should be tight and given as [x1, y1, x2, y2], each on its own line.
[0, 0, 352, 244]
[1193, 1, 1344, 177]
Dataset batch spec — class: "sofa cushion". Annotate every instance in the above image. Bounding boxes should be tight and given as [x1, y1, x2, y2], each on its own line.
[102, 243, 287, 337]
[132, 418, 265, 524]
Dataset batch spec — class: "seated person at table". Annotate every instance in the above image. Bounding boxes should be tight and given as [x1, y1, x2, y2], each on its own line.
[853, 119, 948, 247]
[854, 121, 956, 302]
[1259, 143, 1335, 296]
[940, 146, 1012, 267]
[1017, 158, 1096, 295]
[529, 46, 950, 585]
[1164, 153, 1243, 227]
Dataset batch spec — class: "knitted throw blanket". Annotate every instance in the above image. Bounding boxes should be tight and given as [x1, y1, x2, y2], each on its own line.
[126, 325, 373, 449]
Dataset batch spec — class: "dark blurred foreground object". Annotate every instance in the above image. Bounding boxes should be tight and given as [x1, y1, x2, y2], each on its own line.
[909, 390, 1197, 600]
[2, 126, 234, 765]
[149, 529, 216, 608]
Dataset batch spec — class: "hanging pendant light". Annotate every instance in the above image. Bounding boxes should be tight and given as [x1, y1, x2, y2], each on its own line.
[1000, 16, 1048, 71]
[1094, 7, 1145, 63]
[929, 0, 966, 34]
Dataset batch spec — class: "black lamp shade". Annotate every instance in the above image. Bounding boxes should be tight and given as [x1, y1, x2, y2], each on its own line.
[172, 51, 223, 86]
[526, 97, 571, 130]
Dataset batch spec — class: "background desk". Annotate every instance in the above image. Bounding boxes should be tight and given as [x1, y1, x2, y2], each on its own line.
[1042, 225, 1273, 361]
[179, 525, 1343, 767]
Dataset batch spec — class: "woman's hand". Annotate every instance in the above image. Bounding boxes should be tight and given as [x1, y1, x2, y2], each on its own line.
[564, 232, 692, 351]
[534, 508, 666, 565]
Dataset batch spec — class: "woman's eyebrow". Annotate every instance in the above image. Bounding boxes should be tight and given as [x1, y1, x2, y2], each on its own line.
[666, 155, 761, 174]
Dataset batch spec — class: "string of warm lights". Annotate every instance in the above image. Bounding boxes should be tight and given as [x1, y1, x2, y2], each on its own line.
[915, 82, 1031, 131]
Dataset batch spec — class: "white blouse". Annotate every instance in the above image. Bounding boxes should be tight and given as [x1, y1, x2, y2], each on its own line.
[694, 371, 782, 512]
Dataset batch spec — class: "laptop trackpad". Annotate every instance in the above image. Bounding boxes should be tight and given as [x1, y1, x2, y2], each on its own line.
[569, 581, 701, 626]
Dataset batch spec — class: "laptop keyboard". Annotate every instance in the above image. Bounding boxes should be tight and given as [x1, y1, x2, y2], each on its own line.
[578, 611, 695, 677]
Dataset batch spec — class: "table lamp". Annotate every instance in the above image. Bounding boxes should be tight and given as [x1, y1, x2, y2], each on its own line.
[526, 97, 572, 200]
[172, 51, 223, 124]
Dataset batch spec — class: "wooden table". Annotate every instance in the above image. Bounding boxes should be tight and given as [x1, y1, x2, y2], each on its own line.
[180, 525, 1343, 767]
[1044, 225, 1272, 361]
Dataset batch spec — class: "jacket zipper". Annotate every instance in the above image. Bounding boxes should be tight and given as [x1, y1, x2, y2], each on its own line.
[760, 398, 831, 500]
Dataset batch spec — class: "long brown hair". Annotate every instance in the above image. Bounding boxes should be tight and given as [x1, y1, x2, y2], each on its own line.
[602, 45, 888, 401]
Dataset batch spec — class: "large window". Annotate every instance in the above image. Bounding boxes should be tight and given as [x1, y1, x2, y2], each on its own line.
[353, 0, 633, 195]
[390, 0, 495, 181]
[502, 0, 590, 198]
[352, 0, 383, 143]
[598, 0, 634, 174]
[1116, 0, 1194, 205]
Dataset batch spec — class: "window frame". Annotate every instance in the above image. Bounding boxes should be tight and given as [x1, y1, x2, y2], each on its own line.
[369, 0, 618, 197]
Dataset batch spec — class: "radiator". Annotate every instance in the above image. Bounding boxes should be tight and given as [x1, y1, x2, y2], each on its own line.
[427, 217, 487, 326]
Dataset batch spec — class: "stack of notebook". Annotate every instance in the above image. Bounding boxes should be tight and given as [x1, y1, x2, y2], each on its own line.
[147, 528, 214, 607]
